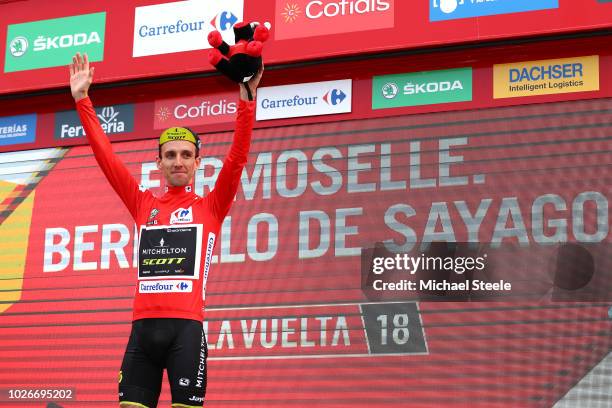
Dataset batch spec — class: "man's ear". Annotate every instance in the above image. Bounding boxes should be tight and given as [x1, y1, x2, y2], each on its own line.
[156, 156, 162, 170]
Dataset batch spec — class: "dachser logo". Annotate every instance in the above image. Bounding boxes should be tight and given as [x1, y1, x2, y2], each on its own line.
[276, 0, 394, 39]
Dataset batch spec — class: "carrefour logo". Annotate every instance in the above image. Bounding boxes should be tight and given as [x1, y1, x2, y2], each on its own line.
[430, 0, 559, 22]
[256, 79, 352, 120]
[139, 280, 193, 293]
[322, 89, 347, 105]
[133, 0, 244, 57]
[211, 11, 239, 31]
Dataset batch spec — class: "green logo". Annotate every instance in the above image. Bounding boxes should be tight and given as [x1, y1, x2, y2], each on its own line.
[5, 12, 105, 73]
[372, 67, 473, 109]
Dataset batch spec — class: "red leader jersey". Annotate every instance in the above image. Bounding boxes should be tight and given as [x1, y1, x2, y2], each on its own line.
[76, 96, 254, 322]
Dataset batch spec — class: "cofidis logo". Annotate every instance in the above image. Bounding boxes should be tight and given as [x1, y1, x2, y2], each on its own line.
[154, 92, 238, 129]
[133, 0, 243, 57]
[430, 0, 558, 22]
[493, 56, 599, 99]
[5, 12, 105, 73]
[256, 79, 352, 120]
[275, 0, 394, 40]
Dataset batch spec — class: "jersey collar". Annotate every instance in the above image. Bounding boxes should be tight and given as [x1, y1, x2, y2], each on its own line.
[165, 183, 194, 194]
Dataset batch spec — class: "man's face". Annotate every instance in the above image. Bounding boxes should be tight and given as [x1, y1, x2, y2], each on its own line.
[156, 140, 201, 187]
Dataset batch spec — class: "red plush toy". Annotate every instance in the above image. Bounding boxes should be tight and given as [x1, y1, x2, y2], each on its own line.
[208, 21, 270, 83]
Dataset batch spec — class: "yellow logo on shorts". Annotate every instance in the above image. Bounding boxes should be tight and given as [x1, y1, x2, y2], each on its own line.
[118, 370, 123, 383]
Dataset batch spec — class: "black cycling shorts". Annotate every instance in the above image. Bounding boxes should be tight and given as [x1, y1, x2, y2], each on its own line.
[118, 318, 208, 408]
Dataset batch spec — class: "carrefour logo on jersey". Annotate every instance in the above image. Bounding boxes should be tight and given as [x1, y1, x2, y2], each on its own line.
[256, 79, 352, 121]
[139, 280, 193, 293]
[430, 0, 558, 22]
[372, 67, 472, 109]
[276, 0, 394, 40]
[154, 92, 238, 129]
[5, 12, 105, 73]
[54, 104, 135, 140]
[493, 55, 599, 99]
[133, 0, 243, 57]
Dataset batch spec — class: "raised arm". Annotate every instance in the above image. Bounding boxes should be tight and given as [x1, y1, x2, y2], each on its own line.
[70, 53, 144, 220]
[208, 67, 263, 220]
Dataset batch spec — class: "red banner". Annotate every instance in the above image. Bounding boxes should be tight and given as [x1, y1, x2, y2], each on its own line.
[1, 0, 612, 94]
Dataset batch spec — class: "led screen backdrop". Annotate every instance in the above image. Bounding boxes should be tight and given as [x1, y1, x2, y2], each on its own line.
[0, 97, 611, 407]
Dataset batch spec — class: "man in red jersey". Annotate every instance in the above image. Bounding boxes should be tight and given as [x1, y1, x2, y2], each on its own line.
[69, 52, 262, 408]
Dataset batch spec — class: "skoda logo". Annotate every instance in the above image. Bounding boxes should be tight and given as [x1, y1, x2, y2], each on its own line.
[10, 37, 28, 57]
[381, 82, 399, 99]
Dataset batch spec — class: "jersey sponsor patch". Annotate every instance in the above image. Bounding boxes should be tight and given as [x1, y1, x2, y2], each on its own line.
[138, 224, 202, 279]
[170, 206, 193, 224]
[202, 232, 216, 302]
[139, 279, 193, 293]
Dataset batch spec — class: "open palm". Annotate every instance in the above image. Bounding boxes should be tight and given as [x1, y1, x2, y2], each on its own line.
[69, 53, 94, 101]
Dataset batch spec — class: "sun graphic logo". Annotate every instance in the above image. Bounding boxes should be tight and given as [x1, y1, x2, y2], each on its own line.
[282, 3, 302, 23]
[156, 106, 172, 122]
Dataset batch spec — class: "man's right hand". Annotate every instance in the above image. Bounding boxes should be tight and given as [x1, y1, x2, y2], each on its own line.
[69, 52, 94, 102]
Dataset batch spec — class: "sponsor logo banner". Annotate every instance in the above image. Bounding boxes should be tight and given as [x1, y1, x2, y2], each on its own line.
[0, 114, 36, 146]
[275, 0, 394, 40]
[5, 12, 105, 73]
[430, 0, 558, 22]
[54, 104, 134, 140]
[493, 55, 599, 99]
[372, 67, 472, 109]
[154, 92, 238, 129]
[256, 79, 352, 121]
[202, 302, 427, 358]
[139, 279, 193, 293]
[133, 0, 244, 57]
